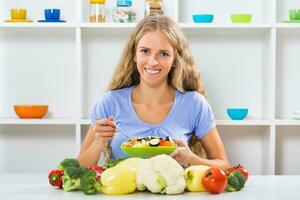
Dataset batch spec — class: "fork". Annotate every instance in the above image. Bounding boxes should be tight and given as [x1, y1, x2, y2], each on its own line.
[116, 125, 131, 140]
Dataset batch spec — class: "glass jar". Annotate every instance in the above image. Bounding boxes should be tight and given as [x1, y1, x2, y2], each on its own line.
[145, 0, 164, 16]
[89, 0, 105, 23]
[112, 0, 136, 23]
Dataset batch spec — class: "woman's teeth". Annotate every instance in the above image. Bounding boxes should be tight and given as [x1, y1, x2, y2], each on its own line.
[145, 68, 161, 74]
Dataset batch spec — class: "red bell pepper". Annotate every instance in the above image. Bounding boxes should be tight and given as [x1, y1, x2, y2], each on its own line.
[88, 165, 103, 182]
[48, 169, 64, 188]
[226, 164, 249, 182]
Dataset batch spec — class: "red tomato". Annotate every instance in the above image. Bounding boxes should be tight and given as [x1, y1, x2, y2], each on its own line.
[202, 167, 227, 194]
[159, 140, 172, 146]
[226, 164, 249, 181]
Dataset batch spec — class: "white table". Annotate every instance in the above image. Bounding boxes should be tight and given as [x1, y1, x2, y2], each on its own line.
[0, 174, 299, 200]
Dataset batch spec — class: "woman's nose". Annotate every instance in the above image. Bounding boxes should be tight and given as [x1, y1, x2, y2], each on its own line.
[148, 55, 158, 66]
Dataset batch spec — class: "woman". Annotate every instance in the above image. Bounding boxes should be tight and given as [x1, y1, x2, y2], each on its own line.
[77, 15, 229, 171]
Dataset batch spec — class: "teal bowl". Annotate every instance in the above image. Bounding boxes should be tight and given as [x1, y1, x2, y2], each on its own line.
[193, 14, 214, 23]
[227, 108, 248, 120]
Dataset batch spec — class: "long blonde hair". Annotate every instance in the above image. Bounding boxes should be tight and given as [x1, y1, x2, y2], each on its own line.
[108, 15, 207, 97]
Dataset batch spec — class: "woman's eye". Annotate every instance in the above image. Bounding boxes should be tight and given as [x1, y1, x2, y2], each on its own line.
[160, 52, 169, 57]
[141, 49, 149, 54]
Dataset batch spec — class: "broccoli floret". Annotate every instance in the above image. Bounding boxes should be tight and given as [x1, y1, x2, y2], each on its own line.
[62, 175, 80, 192]
[62, 166, 88, 192]
[102, 158, 126, 170]
[226, 171, 246, 192]
[80, 170, 102, 195]
[66, 166, 88, 179]
[58, 158, 80, 171]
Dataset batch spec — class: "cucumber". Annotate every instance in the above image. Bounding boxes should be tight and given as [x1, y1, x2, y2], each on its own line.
[149, 138, 160, 146]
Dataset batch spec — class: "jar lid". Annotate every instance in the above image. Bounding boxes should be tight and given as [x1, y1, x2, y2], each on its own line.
[90, 0, 105, 4]
[117, 0, 132, 7]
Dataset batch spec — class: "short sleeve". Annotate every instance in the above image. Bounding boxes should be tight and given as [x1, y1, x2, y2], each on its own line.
[90, 92, 114, 125]
[193, 93, 216, 139]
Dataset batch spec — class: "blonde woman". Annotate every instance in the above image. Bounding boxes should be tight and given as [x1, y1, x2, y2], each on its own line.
[77, 15, 229, 171]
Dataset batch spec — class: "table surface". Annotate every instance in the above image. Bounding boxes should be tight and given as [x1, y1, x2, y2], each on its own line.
[0, 174, 299, 200]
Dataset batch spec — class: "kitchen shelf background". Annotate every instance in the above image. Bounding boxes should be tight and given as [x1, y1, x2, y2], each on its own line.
[178, 0, 275, 23]
[0, 0, 300, 175]
[0, 28, 77, 118]
[183, 29, 273, 119]
[276, 29, 300, 119]
[0, 124, 76, 173]
[0, 0, 76, 23]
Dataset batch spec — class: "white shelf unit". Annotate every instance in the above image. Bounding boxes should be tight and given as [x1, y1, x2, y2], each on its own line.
[0, 0, 300, 175]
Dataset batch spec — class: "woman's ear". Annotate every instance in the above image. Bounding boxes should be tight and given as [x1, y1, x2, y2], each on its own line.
[133, 56, 137, 62]
[172, 62, 176, 68]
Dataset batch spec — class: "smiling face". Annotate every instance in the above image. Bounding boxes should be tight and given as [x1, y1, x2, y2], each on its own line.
[135, 30, 175, 88]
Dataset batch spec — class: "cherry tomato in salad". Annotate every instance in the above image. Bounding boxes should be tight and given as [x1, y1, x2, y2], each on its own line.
[202, 167, 227, 194]
[159, 140, 173, 146]
[226, 164, 249, 182]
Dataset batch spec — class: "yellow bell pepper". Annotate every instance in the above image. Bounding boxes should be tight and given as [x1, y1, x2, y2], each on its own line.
[100, 164, 137, 195]
[115, 158, 142, 172]
[183, 165, 210, 192]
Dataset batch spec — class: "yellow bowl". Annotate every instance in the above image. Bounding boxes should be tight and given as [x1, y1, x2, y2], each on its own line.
[14, 105, 48, 119]
[11, 9, 27, 20]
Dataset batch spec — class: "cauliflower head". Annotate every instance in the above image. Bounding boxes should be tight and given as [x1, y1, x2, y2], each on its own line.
[136, 154, 186, 194]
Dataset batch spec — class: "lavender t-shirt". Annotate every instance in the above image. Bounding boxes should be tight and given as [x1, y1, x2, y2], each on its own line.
[91, 86, 216, 159]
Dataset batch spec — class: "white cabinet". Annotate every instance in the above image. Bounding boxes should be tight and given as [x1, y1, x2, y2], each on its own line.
[0, 0, 300, 174]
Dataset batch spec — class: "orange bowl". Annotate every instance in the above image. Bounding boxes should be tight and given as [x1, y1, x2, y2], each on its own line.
[14, 105, 48, 119]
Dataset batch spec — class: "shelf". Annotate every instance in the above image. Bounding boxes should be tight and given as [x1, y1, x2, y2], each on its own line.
[0, 22, 76, 28]
[218, 120, 300, 125]
[216, 120, 273, 126]
[81, 22, 136, 29]
[276, 23, 300, 29]
[0, 22, 299, 30]
[179, 23, 273, 29]
[0, 118, 79, 125]
[2, 119, 298, 126]
[274, 120, 300, 125]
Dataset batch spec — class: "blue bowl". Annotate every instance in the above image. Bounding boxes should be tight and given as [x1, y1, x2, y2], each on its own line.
[45, 9, 60, 20]
[227, 108, 248, 120]
[193, 14, 214, 23]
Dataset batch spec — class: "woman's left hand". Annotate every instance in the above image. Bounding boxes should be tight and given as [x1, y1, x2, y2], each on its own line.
[170, 139, 194, 167]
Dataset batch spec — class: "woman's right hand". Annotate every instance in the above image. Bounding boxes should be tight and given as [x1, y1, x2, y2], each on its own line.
[92, 116, 116, 148]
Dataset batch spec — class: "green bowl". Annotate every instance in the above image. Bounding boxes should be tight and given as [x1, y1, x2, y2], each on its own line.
[231, 14, 252, 23]
[121, 144, 177, 158]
